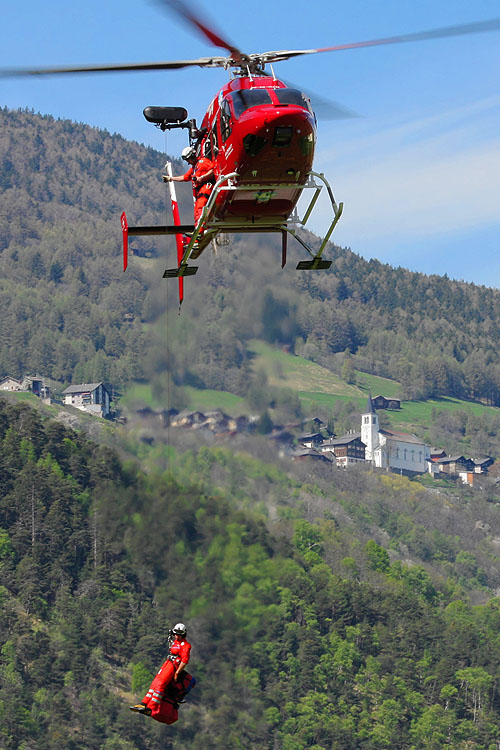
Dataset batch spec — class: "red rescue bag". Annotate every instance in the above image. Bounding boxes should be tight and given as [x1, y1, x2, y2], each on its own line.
[151, 672, 196, 725]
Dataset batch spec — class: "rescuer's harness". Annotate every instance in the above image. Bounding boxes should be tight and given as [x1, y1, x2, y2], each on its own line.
[193, 178, 214, 198]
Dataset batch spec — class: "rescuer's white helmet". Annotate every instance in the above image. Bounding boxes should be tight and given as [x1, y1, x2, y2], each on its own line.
[181, 146, 196, 161]
[172, 622, 187, 637]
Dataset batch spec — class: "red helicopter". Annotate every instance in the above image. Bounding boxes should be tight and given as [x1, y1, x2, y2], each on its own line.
[2, 1, 500, 303]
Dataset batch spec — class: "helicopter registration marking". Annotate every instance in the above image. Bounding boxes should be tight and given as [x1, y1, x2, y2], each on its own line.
[255, 190, 275, 203]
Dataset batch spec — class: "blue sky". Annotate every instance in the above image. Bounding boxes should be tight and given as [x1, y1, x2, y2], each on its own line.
[1, 0, 499, 286]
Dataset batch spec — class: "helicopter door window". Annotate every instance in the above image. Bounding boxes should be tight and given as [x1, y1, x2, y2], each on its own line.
[220, 99, 232, 142]
[211, 124, 219, 157]
[230, 89, 272, 118]
[274, 88, 314, 115]
[203, 137, 212, 159]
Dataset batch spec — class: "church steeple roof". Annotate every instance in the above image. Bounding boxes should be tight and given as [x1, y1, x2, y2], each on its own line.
[365, 392, 376, 414]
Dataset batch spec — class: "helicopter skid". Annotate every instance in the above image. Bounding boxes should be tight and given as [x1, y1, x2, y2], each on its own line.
[191, 170, 343, 270]
[121, 171, 343, 276]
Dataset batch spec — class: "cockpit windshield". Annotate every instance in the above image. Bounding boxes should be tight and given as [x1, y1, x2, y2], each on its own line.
[274, 88, 313, 114]
[230, 89, 273, 118]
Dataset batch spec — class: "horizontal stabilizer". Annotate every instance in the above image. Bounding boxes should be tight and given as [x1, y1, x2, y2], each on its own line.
[163, 266, 199, 278]
[296, 259, 332, 270]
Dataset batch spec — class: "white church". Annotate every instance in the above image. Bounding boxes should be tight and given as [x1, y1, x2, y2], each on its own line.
[361, 397, 430, 474]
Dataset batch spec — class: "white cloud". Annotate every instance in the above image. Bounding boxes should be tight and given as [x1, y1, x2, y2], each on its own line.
[311, 95, 500, 249]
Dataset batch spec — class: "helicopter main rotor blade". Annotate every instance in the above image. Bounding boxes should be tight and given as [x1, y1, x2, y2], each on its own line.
[260, 17, 500, 63]
[154, 0, 243, 60]
[261, 71, 359, 120]
[0, 57, 228, 78]
[301, 91, 359, 121]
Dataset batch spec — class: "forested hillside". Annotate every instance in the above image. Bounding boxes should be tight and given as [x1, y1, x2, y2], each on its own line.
[4, 398, 500, 749]
[5, 105, 500, 750]
[2, 106, 500, 411]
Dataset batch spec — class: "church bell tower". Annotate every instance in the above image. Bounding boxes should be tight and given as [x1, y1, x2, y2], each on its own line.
[361, 395, 379, 461]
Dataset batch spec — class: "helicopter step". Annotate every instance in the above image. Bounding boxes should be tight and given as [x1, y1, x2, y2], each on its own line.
[163, 265, 198, 278]
[296, 259, 332, 270]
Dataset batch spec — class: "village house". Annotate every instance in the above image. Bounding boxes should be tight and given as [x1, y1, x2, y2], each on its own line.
[434, 455, 480, 485]
[22, 376, 50, 400]
[170, 410, 206, 428]
[429, 447, 447, 462]
[0, 376, 22, 391]
[297, 432, 324, 449]
[62, 382, 111, 417]
[203, 410, 237, 433]
[371, 395, 401, 410]
[290, 448, 333, 464]
[1, 375, 50, 401]
[319, 433, 366, 468]
[436, 455, 475, 475]
[473, 457, 494, 473]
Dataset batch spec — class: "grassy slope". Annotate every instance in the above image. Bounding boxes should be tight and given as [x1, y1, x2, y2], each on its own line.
[119, 383, 244, 414]
[249, 339, 362, 397]
[250, 340, 500, 422]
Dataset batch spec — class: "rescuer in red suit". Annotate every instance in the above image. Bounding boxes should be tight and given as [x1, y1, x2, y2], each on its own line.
[130, 622, 192, 720]
[163, 146, 215, 226]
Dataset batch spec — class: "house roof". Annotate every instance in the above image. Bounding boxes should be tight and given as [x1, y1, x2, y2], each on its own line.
[327, 432, 364, 446]
[291, 448, 333, 461]
[62, 382, 105, 395]
[474, 456, 494, 466]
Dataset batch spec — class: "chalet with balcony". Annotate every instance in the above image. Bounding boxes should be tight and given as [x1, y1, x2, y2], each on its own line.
[436, 455, 475, 475]
[62, 382, 111, 417]
[319, 433, 366, 467]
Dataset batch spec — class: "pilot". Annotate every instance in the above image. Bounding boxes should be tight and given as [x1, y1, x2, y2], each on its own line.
[130, 622, 192, 718]
[163, 146, 215, 227]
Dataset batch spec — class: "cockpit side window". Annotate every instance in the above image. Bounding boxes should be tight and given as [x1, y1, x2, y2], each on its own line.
[230, 89, 273, 118]
[274, 88, 314, 115]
